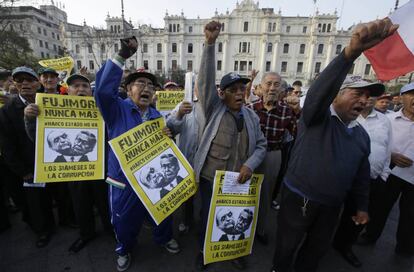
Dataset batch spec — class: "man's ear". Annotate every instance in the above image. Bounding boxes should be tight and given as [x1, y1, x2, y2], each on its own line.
[218, 89, 225, 100]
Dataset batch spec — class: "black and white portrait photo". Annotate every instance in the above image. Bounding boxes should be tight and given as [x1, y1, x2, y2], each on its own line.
[134, 148, 189, 204]
[43, 128, 98, 163]
[211, 206, 255, 242]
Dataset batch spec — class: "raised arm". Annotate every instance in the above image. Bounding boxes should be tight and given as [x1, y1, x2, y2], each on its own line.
[303, 18, 398, 126]
[94, 37, 137, 126]
[197, 21, 221, 122]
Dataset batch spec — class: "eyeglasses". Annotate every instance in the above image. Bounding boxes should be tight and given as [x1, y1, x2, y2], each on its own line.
[14, 76, 37, 83]
[130, 80, 154, 90]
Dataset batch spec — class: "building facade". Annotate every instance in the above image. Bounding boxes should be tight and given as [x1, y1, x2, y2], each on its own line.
[0, 5, 67, 59]
[2, 1, 412, 85]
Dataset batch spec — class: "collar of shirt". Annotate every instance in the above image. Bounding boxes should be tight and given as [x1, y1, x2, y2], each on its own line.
[392, 108, 413, 122]
[125, 98, 159, 120]
[330, 105, 359, 128]
[357, 109, 378, 123]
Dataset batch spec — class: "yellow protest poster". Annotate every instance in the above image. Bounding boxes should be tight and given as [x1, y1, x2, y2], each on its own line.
[0, 90, 6, 108]
[39, 56, 74, 85]
[155, 91, 185, 116]
[34, 93, 105, 183]
[203, 171, 263, 265]
[109, 117, 197, 225]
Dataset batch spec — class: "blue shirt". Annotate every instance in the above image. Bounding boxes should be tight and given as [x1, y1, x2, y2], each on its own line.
[94, 59, 161, 189]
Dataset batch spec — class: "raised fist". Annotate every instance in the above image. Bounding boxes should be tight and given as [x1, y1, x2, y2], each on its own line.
[345, 18, 399, 60]
[118, 36, 138, 59]
[204, 21, 221, 45]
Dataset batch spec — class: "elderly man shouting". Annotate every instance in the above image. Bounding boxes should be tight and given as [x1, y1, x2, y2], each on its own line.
[193, 21, 266, 271]
[270, 18, 399, 272]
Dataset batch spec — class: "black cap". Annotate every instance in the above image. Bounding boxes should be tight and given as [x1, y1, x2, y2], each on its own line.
[0, 68, 11, 80]
[124, 71, 158, 86]
[66, 74, 90, 86]
[219, 72, 250, 91]
[38, 67, 59, 76]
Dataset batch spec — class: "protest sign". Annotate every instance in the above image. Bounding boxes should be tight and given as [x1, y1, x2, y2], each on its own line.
[39, 56, 74, 85]
[34, 93, 105, 183]
[155, 91, 185, 117]
[109, 117, 197, 225]
[203, 171, 263, 265]
[0, 90, 6, 108]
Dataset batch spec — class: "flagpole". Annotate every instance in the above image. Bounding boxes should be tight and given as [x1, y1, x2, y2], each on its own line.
[339, 0, 345, 29]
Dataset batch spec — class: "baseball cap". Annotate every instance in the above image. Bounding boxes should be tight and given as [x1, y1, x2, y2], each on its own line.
[164, 81, 179, 89]
[400, 82, 414, 95]
[340, 75, 384, 97]
[377, 93, 392, 100]
[12, 67, 38, 80]
[124, 71, 158, 86]
[219, 72, 250, 91]
[66, 74, 90, 86]
[38, 67, 59, 76]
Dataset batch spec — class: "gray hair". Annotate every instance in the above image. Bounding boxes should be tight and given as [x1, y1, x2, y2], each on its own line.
[261, 72, 281, 84]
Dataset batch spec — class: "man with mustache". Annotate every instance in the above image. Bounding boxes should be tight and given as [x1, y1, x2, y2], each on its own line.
[194, 21, 266, 271]
[159, 154, 183, 198]
[234, 209, 254, 239]
[94, 36, 179, 271]
[71, 131, 97, 161]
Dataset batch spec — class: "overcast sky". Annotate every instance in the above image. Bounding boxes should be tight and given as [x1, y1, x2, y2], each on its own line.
[28, 0, 410, 29]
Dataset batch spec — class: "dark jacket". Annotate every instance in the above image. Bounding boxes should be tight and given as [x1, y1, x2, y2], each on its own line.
[285, 51, 371, 211]
[0, 96, 35, 177]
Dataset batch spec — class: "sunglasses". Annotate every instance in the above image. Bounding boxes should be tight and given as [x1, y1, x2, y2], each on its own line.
[14, 76, 37, 83]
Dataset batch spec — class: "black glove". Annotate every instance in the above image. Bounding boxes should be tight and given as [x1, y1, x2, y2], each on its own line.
[118, 36, 138, 59]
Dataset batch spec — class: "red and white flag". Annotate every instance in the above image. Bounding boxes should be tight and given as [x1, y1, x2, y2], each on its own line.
[364, 0, 414, 81]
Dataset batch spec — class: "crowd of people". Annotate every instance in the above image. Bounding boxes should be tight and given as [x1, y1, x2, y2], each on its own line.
[0, 17, 413, 272]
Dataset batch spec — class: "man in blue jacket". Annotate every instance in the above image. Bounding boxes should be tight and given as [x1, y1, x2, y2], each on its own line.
[94, 37, 180, 272]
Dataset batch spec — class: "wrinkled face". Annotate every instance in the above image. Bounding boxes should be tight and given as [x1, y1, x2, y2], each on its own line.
[72, 132, 95, 155]
[333, 88, 370, 123]
[261, 74, 282, 104]
[235, 210, 253, 233]
[375, 98, 390, 112]
[216, 209, 236, 234]
[48, 131, 72, 155]
[401, 90, 414, 116]
[223, 82, 245, 112]
[13, 73, 39, 101]
[68, 79, 92, 96]
[40, 73, 59, 92]
[145, 168, 167, 188]
[127, 77, 155, 109]
[160, 157, 180, 182]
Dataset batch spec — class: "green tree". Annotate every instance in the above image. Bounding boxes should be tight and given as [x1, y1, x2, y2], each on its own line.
[0, 29, 39, 69]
